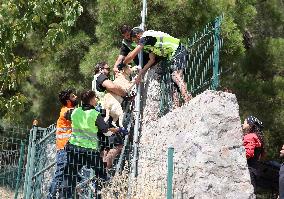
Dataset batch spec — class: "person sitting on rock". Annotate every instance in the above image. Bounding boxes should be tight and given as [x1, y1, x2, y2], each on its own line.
[242, 115, 265, 193]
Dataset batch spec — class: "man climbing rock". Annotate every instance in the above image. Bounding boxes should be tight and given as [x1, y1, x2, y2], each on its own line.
[123, 28, 192, 104]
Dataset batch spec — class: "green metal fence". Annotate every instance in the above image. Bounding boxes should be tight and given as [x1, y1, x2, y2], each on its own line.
[0, 126, 28, 199]
[20, 97, 136, 199]
[160, 15, 223, 115]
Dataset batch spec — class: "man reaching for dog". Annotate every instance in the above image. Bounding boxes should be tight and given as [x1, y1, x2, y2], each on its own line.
[123, 28, 192, 103]
[113, 25, 156, 77]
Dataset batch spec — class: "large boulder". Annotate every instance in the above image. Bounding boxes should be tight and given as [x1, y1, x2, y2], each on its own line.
[137, 89, 255, 199]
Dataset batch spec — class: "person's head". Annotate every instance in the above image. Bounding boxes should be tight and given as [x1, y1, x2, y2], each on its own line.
[131, 27, 144, 43]
[81, 90, 97, 107]
[94, 61, 111, 77]
[58, 89, 78, 107]
[242, 115, 264, 134]
[118, 64, 133, 76]
[243, 115, 265, 153]
[120, 25, 132, 41]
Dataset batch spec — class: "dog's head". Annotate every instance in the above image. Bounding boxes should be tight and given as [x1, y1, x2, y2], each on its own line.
[119, 64, 138, 77]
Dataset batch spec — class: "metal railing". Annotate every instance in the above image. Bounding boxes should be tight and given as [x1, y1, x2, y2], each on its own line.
[159, 15, 223, 115]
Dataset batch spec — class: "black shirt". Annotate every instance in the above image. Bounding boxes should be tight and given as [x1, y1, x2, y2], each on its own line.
[96, 73, 108, 92]
[120, 42, 150, 67]
[139, 36, 157, 47]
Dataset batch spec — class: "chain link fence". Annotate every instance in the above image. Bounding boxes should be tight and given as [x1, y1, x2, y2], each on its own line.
[0, 126, 29, 199]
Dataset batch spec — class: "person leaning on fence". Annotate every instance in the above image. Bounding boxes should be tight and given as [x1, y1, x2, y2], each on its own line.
[47, 89, 78, 199]
[242, 115, 265, 193]
[62, 90, 128, 198]
[92, 61, 126, 108]
[122, 27, 192, 104]
[279, 144, 284, 199]
[113, 25, 156, 76]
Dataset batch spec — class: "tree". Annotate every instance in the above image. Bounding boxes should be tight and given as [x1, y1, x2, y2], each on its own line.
[0, 0, 83, 124]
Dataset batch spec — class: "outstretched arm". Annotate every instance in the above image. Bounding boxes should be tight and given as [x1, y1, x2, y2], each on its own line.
[124, 45, 144, 64]
[135, 53, 156, 84]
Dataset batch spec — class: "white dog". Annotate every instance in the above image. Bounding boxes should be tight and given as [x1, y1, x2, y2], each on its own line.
[103, 65, 136, 127]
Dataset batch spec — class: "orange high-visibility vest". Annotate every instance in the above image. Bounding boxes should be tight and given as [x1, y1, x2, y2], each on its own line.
[56, 106, 73, 150]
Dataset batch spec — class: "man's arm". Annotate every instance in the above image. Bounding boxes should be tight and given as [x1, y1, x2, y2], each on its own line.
[96, 114, 109, 135]
[113, 55, 125, 74]
[135, 53, 156, 84]
[124, 45, 144, 64]
[96, 114, 121, 136]
[102, 79, 126, 96]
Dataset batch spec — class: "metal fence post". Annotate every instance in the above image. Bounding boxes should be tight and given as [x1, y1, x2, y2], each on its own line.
[24, 125, 37, 199]
[14, 141, 25, 199]
[167, 146, 174, 199]
[212, 16, 221, 90]
[23, 130, 32, 198]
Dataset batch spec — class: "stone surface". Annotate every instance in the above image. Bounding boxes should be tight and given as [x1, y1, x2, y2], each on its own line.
[141, 65, 162, 127]
[137, 90, 255, 199]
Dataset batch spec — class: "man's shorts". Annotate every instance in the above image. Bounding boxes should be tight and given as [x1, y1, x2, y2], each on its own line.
[170, 44, 189, 71]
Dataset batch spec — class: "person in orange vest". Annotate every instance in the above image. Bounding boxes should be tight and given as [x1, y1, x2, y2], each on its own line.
[47, 89, 78, 199]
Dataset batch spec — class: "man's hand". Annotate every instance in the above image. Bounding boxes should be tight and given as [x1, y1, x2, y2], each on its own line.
[113, 67, 119, 77]
[135, 74, 142, 84]
[117, 127, 128, 137]
[280, 145, 284, 158]
[117, 60, 126, 71]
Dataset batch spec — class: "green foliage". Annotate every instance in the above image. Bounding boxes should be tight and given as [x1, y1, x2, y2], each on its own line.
[0, 0, 83, 123]
[228, 36, 284, 160]
[254, 0, 284, 38]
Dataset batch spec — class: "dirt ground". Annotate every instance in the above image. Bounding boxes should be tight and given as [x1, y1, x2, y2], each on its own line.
[0, 187, 17, 199]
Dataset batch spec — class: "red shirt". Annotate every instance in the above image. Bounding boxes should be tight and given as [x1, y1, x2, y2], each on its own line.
[243, 133, 262, 159]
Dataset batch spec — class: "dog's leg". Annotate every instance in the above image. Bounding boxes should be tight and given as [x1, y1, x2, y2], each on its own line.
[111, 103, 124, 127]
[111, 116, 119, 128]
[104, 108, 110, 123]
[118, 112, 125, 128]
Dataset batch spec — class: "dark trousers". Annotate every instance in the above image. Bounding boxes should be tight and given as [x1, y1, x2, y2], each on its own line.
[47, 149, 68, 199]
[248, 166, 257, 193]
[47, 144, 105, 199]
[280, 164, 284, 199]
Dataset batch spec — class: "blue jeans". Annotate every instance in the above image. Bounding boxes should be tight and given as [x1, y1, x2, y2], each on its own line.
[47, 149, 68, 199]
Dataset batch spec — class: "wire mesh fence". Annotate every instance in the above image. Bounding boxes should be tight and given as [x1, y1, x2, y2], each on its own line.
[159, 15, 223, 115]
[21, 123, 134, 199]
[0, 126, 29, 199]
[132, 146, 192, 199]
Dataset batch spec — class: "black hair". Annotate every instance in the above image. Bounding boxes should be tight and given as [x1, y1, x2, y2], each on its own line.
[131, 27, 144, 37]
[94, 61, 107, 74]
[58, 89, 73, 106]
[120, 25, 132, 34]
[81, 90, 96, 105]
